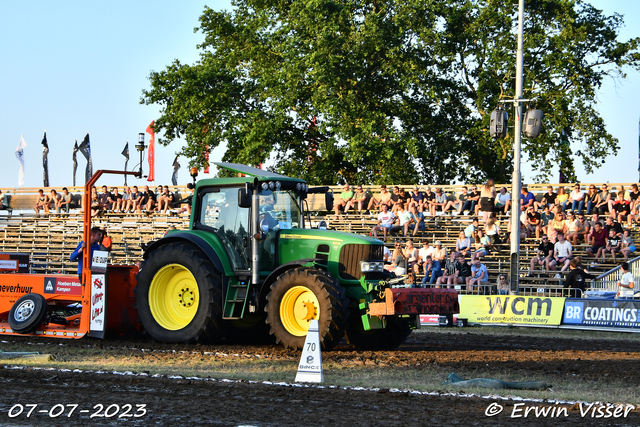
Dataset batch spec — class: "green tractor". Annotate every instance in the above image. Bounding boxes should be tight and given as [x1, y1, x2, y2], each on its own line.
[136, 163, 459, 350]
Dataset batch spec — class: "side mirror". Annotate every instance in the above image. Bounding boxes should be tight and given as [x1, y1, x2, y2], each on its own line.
[238, 188, 251, 208]
[325, 193, 334, 212]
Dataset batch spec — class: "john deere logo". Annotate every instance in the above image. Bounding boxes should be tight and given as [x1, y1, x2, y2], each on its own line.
[44, 278, 56, 294]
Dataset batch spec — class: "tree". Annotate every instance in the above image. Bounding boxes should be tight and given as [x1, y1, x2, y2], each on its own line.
[141, 0, 640, 184]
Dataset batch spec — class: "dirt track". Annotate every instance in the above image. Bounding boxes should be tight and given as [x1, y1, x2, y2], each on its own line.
[0, 329, 639, 426]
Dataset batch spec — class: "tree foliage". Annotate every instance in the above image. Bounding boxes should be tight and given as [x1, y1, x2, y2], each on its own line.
[141, 0, 640, 184]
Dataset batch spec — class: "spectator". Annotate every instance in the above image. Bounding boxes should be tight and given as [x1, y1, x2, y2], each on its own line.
[455, 186, 473, 215]
[431, 188, 448, 216]
[455, 230, 472, 257]
[158, 185, 176, 213]
[388, 241, 408, 276]
[568, 183, 586, 214]
[372, 203, 395, 240]
[495, 187, 511, 215]
[419, 255, 440, 287]
[344, 185, 370, 214]
[616, 261, 635, 299]
[0, 190, 8, 212]
[586, 222, 608, 262]
[563, 257, 595, 296]
[121, 186, 132, 213]
[529, 235, 555, 275]
[524, 205, 542, 239]
[139, 185, 157, 212]
[479, 179, 496, 222]
[595, 184, 611, 216]
[432, 240, 447, 264]
[90, 186, 101, 217]
[605, 228, 622, 263]
[367, 185, 391, 212]
[629, 183, 640, 216]
[585, 185, 600, 215]
[455, 253, 472, 286]
[604, 216, 623, 237]
[390, 202, 412, 237]
[57, 187, 74, 213]
[473, 230, 491, 258]
[520, 187, 535, 212]
[485, 216, 501, 245]
[176, 182, 195, 215]
[34, 189, 48, 216]
[556, 186, 569, 212]
[398, 187, 412, 208]
[575, 213, 590, 245]
[466, 186, 480, 216]
[404, 240, 419, 274]
[99, 185, 112, 211]
[547, 211, 567, 243]
[464, 217, 480, 239]
[588, 213, 604, 236]
[610, 185, 630, 213]
[47, 189, 62, 213]
[540, 204, 554, 227]
[384, 241, 404, 273]
[535, 185, 557, 211]
[497, 273, 509, 295]
[621, 229, 636, 261]
[407, 204, 425, 237]
[109, 187, 123, 212]
[467, 257, 490, 293]
[409, 186, 426, 213]
[333, 184, 354, 216]
[435, 250, 458, 288]
[549, 232, 572, 276]
[610, 192, 631, 224]
[388, 186, 401, 213]
[423, 187, 436, 215]
[564, 211, 580, 246]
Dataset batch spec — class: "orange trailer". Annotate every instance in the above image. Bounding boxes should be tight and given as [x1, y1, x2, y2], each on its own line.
[0, 170, 142, 339]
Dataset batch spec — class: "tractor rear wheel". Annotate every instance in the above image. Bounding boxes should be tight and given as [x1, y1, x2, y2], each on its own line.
[265, 267, 349, 350]
[8, 293, 48, 334]
[345, 316, 412, 350]
[135, 242, 224, 343]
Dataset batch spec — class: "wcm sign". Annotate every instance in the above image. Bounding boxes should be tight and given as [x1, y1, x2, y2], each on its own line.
[459, 295, 565, 326]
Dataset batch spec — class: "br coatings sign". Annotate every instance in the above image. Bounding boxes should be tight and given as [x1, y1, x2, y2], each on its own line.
[563, 299, 640, 329]
[459, 295, 565, 326]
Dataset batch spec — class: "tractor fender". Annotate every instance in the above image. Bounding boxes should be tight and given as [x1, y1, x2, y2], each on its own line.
[143, 233, 225, 275]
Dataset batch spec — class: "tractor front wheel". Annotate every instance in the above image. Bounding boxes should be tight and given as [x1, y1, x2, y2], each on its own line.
[265, 268, 349, 350]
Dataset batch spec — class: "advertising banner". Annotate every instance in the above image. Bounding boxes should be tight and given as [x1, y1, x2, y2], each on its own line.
[88, 273, 106, 339]
[459, 295, 565, 326]
[0, 253, 30, 273]
[563, 298, 640, 329]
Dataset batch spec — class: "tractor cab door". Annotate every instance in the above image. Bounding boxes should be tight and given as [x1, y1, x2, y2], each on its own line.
[197, 188, 250, 272]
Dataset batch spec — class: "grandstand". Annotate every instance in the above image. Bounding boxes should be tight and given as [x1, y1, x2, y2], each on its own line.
[1, 182, 637, 297]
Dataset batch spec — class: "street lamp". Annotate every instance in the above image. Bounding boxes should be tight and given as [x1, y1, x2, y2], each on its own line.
[136, 133, 146, 178]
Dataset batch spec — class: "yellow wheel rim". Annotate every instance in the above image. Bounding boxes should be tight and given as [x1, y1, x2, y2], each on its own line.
[149, 264, 199, 331]
[280, 286, 320, 337]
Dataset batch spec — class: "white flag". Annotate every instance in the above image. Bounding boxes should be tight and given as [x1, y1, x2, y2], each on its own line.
[15, 136, 27, 187]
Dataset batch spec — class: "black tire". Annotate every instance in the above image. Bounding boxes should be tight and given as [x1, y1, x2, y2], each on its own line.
[8, 293, 48, 334]
[135, 242, 225, 343]
[265, 267, 349, 350]
[346, 316, 412, 350]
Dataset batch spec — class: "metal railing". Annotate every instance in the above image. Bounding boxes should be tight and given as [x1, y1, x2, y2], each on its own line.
[590, 255, 640, 296]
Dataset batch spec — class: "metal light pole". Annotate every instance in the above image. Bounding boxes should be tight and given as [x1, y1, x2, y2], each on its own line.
[509, 0, 525, 294]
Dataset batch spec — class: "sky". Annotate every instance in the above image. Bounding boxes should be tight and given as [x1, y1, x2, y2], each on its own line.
[0, 0, 638, 190]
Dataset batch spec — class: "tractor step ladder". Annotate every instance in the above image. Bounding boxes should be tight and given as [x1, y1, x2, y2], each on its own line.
[223, 277, 250, 319]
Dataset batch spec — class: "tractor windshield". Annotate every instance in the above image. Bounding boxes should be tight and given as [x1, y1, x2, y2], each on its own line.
[259, 189, 303, 230]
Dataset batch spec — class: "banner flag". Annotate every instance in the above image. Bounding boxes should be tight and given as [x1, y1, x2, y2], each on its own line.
[72, 140, 78, 187]
[146, 121, 155, 182]
[122, 142, 130, 185]
[15, 135, 27, 187]
[171, 155, 180, 186]
[42, 131, 49, 187]
[78, 133, 92, 183]
[203, 145, 210, 174]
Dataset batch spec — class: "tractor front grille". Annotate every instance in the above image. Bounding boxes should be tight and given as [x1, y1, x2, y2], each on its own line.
[338, 244, 385, 281]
